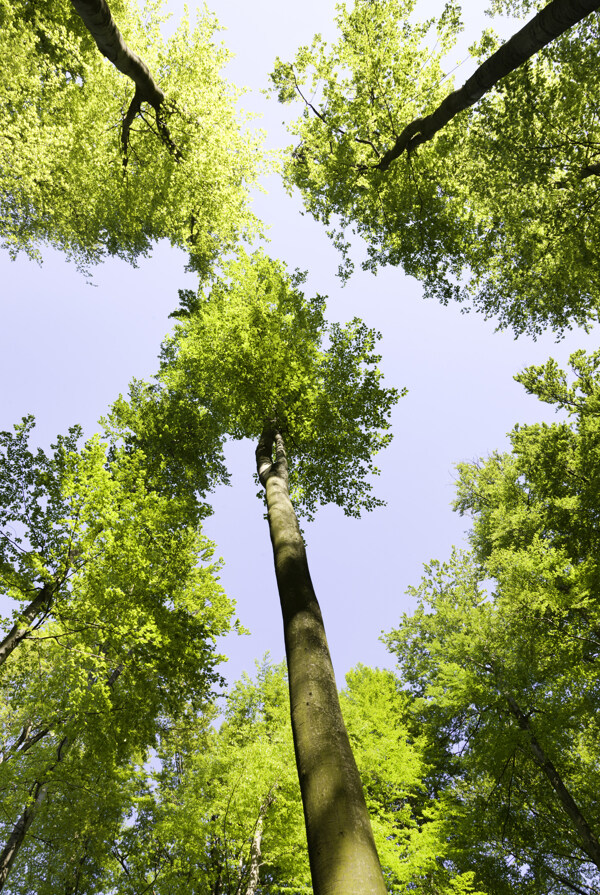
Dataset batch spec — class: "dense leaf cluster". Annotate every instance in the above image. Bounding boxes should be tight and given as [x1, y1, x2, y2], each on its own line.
[273, 0, 600, 335]
[0, 0, 265, 273]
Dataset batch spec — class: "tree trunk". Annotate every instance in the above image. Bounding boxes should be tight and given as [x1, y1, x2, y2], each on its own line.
[378, 0, 600, 170]
[0, 584, 53, 669]
[69, 0, 164, 108]
[256, 424, 387, 895]
[0, 736, 68, 891]
[506, 695, 600, 868]
[0, 662, 125, 890]
[244, 814, 263, 895]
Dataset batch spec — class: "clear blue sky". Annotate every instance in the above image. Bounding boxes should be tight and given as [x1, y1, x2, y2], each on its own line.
[1, 0, 598, 687]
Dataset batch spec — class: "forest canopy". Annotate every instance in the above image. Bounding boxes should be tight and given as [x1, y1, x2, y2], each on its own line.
[272, 0, 600, 335]
[1, 0, 599, 892]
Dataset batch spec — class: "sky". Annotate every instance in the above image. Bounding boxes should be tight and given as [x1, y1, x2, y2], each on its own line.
[1, 0, 598, 689]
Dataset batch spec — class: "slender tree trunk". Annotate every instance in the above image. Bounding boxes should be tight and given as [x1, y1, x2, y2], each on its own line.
[506, 695, 600, 868]
[0, 663, 125, 890]
[256, 424, 387, 895]
[0, 736, 68, 890]
[0, 584, 53, 669]
[244, 814, 263, 895]
[69, 0, 164, 108]
[378, 0, 600, 170]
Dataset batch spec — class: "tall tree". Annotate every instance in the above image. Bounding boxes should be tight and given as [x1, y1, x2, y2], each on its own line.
[95, 661, 484, 894]
[386, 350, 600, 894]
[0, 419, 233, 889]
[115, 249, 400, 893]
[0, 0, 265, 273]
[271, 0, 600, 335]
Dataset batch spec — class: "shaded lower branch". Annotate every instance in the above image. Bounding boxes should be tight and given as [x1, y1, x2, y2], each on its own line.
[121, 89, 142, 168]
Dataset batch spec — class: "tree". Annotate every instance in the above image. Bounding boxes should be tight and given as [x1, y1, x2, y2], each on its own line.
[114, 249, 400, 893]
[271, 0, 600, 335]
[376, 0, 600, 171]
[385, 351, 600, 893]
[0, 418, 234, 889]
[88, 661, 484, 894]
[104, 661, 311, 894]
[0, 0, 265, 273]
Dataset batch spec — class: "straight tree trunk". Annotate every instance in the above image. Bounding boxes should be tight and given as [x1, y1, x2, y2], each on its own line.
[506, 694, 600, 868]
[256, 424, 387, 895]
[244, 814, 263, 895]
[378, 0, 600, 170]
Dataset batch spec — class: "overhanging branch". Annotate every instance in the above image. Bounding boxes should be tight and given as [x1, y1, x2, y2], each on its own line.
[70, 0, 164, 108]
[70, 0, 184, 161]
[378, 0, 600, 170]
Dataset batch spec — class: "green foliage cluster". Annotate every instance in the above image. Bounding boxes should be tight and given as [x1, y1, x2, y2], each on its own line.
[15, 660, 483, 894]
[0, 417, 234, 893]
[114, 249, 402, 519]
[386, 352, 600, 893]
[272, 0, 600, 335]
[0, 417, 83, 594]
[0, 0, 265, 273]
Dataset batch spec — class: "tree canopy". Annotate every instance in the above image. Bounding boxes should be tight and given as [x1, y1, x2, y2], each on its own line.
[0, 0, 265, 274]
[112, 248, 401, 519]
[385, 351, 600, 894]
[272, 0, 600, 335]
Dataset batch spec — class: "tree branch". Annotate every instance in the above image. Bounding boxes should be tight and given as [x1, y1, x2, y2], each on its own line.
[506, 694, 600, 869]
[70, 0, 164, 108]
[378, 0, 600, 170]
[0, 583, 54, 669]
[582, 161, 600, 178]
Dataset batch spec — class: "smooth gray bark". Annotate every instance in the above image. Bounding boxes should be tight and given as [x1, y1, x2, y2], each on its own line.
[256, 424, 386, 895]
[378, 0, 600, 170]
[244, 814, 263, 895]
